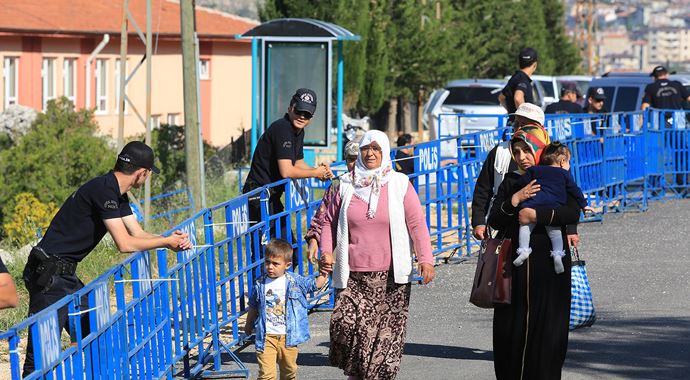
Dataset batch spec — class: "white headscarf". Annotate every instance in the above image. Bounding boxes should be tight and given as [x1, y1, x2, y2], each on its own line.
[342, 130, 393, 219]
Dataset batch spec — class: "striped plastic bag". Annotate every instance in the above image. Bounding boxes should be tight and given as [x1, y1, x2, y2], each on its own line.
[570, 247, 596, 330]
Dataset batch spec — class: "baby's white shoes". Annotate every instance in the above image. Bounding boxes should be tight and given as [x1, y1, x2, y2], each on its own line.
[551, 250, 566, 274]
[513, 247, 532, 267]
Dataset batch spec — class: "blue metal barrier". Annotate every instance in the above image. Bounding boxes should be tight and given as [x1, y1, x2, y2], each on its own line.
[5, 108, 690, 379]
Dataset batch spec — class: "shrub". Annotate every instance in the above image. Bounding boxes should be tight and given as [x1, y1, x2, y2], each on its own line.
[3, 193, 57, 246]
[0, 97, 114, 238]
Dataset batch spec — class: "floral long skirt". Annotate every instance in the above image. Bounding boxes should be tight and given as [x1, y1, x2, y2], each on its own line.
[329, 271, 411, 380]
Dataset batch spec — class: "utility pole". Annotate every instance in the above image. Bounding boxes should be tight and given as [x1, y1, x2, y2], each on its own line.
[180, 0, 203, 213]
[574, 0, 597, 75]
[119, 0, 153, 226]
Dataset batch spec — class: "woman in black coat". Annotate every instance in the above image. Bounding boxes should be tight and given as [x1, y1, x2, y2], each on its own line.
[488, 127, 581, 380]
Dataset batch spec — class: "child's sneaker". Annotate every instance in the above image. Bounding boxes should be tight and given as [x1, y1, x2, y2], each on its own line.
[513, 247, 532, 267]
[551, 250, 566, 274]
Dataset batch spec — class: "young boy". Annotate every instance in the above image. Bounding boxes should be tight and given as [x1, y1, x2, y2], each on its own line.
[244, 239, 330, 380]
[513, 142, 593, 273]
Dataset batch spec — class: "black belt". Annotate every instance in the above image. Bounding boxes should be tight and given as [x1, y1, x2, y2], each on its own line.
[30, 246, 77, 276]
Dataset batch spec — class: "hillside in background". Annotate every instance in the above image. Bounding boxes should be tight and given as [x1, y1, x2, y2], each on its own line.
[197, 0, 260, 20]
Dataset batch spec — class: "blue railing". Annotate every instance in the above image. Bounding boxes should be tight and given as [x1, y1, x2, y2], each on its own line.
[4, 108, 689, 379]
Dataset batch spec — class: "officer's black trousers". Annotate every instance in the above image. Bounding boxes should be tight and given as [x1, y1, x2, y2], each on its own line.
[22, 274, 90, 376]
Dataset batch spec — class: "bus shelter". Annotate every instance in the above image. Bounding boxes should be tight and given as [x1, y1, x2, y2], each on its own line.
[237, 18, 360, 161]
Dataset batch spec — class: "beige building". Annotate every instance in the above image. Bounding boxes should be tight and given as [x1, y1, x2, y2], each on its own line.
[597, 31, 647, 73]
[0, 0, 257, 147]
[646, 27, 690, 66]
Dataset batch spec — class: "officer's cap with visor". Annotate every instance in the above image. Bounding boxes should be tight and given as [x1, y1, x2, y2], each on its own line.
[650, 65, 668, 78]
[117, 141, 160, 174]
[589, 87, 607, 101]
[291, 88, 317, 116]
[518, 47, 538, 67]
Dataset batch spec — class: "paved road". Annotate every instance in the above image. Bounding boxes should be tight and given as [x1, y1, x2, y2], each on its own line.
[231, 199, 690, 380]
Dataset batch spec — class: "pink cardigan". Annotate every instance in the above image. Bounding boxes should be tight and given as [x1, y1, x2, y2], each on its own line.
[320, 183, 433, 271]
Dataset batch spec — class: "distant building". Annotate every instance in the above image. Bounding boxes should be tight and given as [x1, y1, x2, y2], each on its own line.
[646, 27, 690, 66]
[597, 31, 647, 73]
[0, 0, 257, 147]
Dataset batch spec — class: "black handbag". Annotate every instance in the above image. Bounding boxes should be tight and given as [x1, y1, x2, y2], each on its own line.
[470, 230, 512, 308]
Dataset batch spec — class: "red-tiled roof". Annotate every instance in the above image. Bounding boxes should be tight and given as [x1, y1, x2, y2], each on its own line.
[0, 0, 257, 39]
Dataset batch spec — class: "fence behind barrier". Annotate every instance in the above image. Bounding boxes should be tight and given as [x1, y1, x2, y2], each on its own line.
[5, 108, 690, 379]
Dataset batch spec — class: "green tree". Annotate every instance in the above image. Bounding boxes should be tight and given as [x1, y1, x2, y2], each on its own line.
[0, 98, 114, 235]
[130, 124, 218, 196]
[454, 0, 580, 77]
[541, 0, 581, 74]
[389, 0, 459, 97]
[358, 0, 391, 114]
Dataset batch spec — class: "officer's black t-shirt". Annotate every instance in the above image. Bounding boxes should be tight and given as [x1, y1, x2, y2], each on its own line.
[0, 257, 7, 273]
[502, 71, 534, 120]
[545, 100, 583, 115]
[39, 172, 133, 262]
[245, 114, 305, 188]
[642, 80, 690, 110]
[394, 150, 415, 176]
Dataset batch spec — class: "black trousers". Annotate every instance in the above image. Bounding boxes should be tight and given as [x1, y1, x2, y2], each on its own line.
[22, 274, 90, 376]
[243, 182, 299, 269]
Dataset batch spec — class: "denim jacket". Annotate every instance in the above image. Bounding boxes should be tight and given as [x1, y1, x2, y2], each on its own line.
[248, 271, 317, 352]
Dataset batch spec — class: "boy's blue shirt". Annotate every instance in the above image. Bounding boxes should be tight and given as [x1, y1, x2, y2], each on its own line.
[248, 271, 318, 352]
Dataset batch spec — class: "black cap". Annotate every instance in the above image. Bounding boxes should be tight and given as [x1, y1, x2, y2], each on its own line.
[589, 87, 606, 101]
[650, 65, 668, 77]
[560, 83, 579, 97]
[118, 141, 160, 174]
[518, 47, 538, 67]
[291, 88, 317, 115]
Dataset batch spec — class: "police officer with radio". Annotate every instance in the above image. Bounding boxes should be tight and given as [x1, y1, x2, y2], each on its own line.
[22, 141, 192, 375]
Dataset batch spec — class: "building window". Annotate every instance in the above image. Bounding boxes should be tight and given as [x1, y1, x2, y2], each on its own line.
[3, 57, 18, 109]
[114, 59, 128, 113]
[167, 113, 180, 125]
[95, 59, 108, 113]
[63, 58, 76, 105]
[151, 114, 161, 128]
[199, 59, 210, 80]
[42, 58, 56, 110]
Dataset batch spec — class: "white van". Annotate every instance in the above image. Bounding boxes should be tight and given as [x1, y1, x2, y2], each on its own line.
[423, 79, 508, 138]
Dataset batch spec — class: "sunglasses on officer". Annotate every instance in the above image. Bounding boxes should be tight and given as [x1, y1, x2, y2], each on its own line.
[294, 110, 313, 120]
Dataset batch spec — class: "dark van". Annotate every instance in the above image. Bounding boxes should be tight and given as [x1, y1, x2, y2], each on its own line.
[586, 73, 652, 113]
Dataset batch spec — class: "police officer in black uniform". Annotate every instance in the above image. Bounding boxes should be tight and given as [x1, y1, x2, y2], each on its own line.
[641, 65, 690, 116]
[642, 65, 690, 192]
[545, 84, 583, 114]
[584, 87, 609, 137]
[499, 47, 538, 124]
[21, 141, 192, 375]
[242, 88, 332, 239]
[394, 133, 415, 177]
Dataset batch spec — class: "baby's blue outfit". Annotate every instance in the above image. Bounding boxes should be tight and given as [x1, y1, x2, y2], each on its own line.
[514, 166, 588, 273]
[516, 166, 588, 210]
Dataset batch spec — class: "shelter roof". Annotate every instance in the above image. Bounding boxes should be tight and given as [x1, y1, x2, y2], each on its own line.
[240, 18, 359, 40]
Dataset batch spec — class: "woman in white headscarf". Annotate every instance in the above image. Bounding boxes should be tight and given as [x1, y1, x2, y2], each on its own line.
[319, 130, 435, 379]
